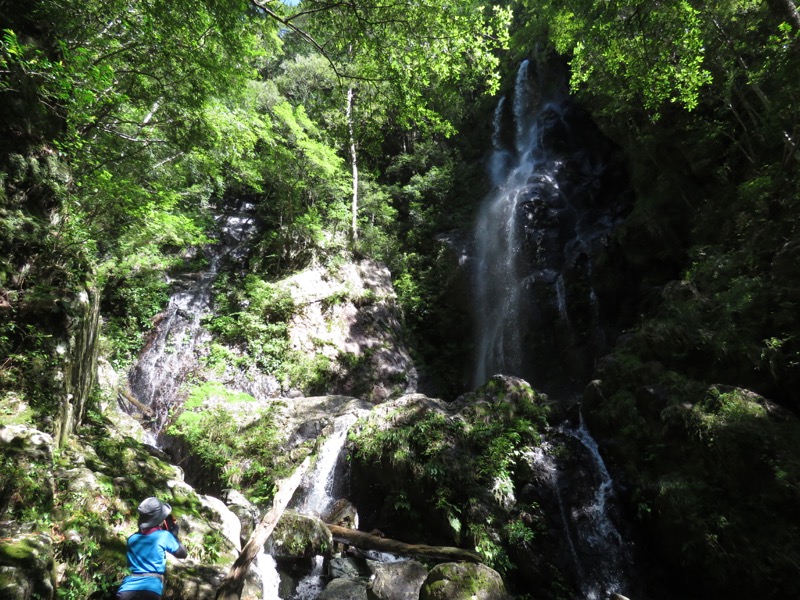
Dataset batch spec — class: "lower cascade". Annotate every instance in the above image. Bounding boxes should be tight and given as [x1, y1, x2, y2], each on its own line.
[289, 413, 360, 600]
[563, 417, 631, 599]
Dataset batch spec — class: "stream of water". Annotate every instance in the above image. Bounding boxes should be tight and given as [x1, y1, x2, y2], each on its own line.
[263, 412, 367, 600]
[473, 60, 633, 598]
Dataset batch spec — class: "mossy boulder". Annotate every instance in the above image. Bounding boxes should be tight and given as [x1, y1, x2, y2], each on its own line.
[349, 377, 549, 559]
[0, 425, 54, 462]
[419, 563, 510, 600]
[318, 576, 370, 600]
[267, 510, 333, 558]
[0, 526, 54, 600]
[0, 425, 56, 531]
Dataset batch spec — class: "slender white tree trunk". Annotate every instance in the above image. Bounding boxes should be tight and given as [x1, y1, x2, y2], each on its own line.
[215, 457, 311, 600]
[346, 85, 359, 242]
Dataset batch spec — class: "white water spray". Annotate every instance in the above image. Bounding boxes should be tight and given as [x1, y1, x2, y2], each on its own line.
[284, 411, 365, 599]
[300, 413, 359, 517]
[473, 60, 544, 386]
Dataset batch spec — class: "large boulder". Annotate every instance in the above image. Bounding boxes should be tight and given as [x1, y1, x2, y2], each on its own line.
[0, 525, 54, 600]
[0, 425, 54, 462]
[318, 576, 370, 600]
[330, 556, 370, 579]
[419, 563, 510, 600]
[367, 559, 428, 600]
[267, 510, 333, 559]
[0, 425, 56, 520]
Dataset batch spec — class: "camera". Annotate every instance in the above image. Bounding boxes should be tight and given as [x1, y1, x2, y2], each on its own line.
[160, 514, 178, 532]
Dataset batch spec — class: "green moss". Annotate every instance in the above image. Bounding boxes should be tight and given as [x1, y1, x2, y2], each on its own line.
[0, 536, 44, 565]
[184, 382, 255, 410]
[167, 400, 298, 505]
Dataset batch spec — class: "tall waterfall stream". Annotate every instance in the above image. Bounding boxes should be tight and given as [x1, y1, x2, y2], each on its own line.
[473, 59, 633, 598]
[126, 200, 259, 441]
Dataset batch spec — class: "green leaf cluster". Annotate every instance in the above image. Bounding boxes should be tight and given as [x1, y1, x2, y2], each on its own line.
[204, 273, 295, 374]
[167, 389, 299, 504]
[350, 381, 549, 570]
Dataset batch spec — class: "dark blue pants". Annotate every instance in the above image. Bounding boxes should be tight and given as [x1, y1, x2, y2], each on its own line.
[116, 592, 161, 600]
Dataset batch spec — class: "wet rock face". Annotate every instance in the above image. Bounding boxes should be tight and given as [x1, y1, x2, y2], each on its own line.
[518, 105, 630, 392]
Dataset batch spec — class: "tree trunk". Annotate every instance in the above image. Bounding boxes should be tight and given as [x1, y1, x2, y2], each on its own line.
[326, 524, 483, 563]
[55, 286, 101, 448]
[766, 0, 800, 29]
[346, 85, 359, 243]
[215, 457, 311, 600]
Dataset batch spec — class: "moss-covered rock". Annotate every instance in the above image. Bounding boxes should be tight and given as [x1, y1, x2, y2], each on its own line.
[366, 559, 428, 600]
[0, 526, 54, 600]
[419, 562, 510, 600]
[348, 377, 551, 589]
[267, 510, 333, 559]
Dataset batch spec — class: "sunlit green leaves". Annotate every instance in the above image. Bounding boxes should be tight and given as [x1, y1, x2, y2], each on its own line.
[291, 0, 511, 134]
[543, 0, 712, 115]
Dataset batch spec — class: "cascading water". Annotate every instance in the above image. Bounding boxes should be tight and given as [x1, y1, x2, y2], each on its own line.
[564, 416, 629, 600]
[473, 59, 624, 392]
[299, 413, 359, 518]
[125, 200, 259, 439]
[473, 59, 633, 598]
[267, 411, 367, 600]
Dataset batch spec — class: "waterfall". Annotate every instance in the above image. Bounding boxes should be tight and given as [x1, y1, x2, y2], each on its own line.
[281, 411, 363, 600]
[472, 59, 618, 390]
[513, 59, 533, 153]
[525, 428, 632, 599]
[563, 416, 630, 599]
[489, 97, 512, 187]
[472, 60, 539, 388]
[126, 200, 258, 439]
[473, 59, 632, 598]
[299, 413, 359, 517]
[256, 550, 281, 599]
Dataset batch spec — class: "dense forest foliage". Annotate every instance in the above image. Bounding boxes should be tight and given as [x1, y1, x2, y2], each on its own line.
[2, 0, 800, 598]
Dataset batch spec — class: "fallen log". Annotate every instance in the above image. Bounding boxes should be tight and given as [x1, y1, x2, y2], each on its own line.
[215, 456, 311, 600]
[117, 388, 153, 417]
[326, 524, 482, 563]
